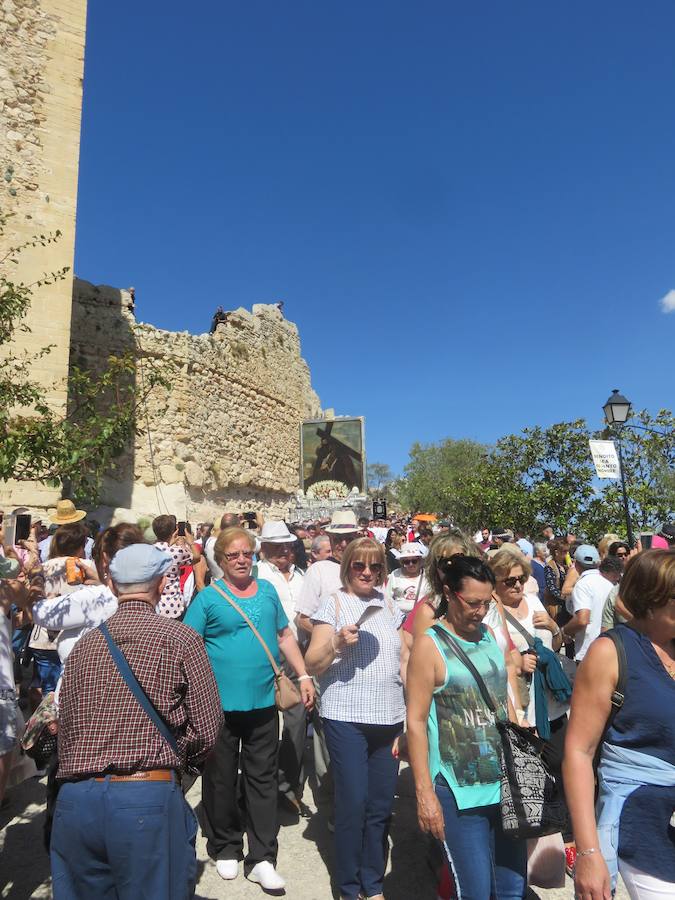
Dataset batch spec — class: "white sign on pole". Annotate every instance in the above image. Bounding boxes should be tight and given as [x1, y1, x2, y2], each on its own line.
[589, 440, 620, 479]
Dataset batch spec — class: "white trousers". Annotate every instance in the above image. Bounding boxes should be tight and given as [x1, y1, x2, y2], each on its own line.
[619, 860, 675, 900]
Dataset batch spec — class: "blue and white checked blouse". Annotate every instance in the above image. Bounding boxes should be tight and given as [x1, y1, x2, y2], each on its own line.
[312, 589, 406, 725]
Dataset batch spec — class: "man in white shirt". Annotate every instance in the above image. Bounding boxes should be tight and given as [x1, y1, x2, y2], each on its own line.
[562, 544, 613, 661]
[293, 509, 360, 800]
[257, 521, 308, 812]
[203, 512, 240, 580]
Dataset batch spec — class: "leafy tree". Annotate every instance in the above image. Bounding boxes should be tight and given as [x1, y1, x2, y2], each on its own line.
[0, 215, 168, 501]
[398, 438, 488, 519]
[397, 414, 674, 542]
[582, 409, 675, 540]
[367, 462, 393, 494]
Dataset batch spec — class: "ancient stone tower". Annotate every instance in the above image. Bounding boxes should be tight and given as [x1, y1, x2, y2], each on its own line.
[0, 0, 88, 509]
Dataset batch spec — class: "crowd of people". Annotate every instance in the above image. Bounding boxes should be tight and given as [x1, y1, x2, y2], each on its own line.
[0, 502, 673, 899]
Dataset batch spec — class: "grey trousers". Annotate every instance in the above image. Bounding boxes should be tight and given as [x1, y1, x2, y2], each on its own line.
[278, 659, 308, 801]
[310, 676, 333, 800]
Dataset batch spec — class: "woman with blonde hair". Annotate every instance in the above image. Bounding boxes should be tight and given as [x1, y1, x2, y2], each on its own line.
[598, 533, 621, 560]
[306, 537, 412, 900]
[184, 526, 313, 892]
[403, 530, 480, 638]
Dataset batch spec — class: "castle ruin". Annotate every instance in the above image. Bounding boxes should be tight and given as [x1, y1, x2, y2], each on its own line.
[1, 0, 325, 523]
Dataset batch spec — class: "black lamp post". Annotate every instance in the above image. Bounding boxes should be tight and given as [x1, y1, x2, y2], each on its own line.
[602, 389, 634, 547]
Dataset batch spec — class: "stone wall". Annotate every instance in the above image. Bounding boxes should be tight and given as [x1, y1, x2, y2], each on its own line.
[0, 0, 87, 509]
[71, 279, 322, 524]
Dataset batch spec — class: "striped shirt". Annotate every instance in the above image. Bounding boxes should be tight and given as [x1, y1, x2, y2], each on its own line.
[57, 600, 223, 779]
[312, 589, 406, 725]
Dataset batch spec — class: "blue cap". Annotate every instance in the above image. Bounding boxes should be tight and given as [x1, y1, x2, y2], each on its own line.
[574, 544, 600, 568]
[109, 543, 173, 584]
[516, 539, 533, 557]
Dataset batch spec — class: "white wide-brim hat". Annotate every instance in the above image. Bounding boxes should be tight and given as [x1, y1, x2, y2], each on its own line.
[398, 542, 425, 559]
[325, 510, 359, 534]
[259, 521, 295, 544]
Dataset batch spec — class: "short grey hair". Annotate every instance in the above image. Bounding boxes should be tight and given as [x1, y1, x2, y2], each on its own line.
[116, 578, 163, 595]
[534, 542, 548, 558]
[311, 535, 330, 553]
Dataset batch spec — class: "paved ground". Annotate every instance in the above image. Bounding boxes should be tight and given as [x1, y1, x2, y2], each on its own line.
[1, 759, 627, 899]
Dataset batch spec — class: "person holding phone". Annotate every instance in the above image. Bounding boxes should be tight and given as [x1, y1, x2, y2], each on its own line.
[152, 514, 197, 619]
[305, 537, 412, 900]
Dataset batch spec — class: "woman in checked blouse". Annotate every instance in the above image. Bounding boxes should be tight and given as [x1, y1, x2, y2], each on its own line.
[306, 537, 413, 900]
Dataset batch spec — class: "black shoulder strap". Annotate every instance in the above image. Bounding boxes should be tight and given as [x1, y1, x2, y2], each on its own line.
[99, 623, 178, 754]
[602, 628, 627, 723]
[502, 608, 536, 649]
[431, 624, 497, 714]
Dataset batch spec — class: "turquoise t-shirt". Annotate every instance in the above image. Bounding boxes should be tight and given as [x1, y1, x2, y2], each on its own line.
[427, 624, 508, 810]
[184, 579, 288, 712]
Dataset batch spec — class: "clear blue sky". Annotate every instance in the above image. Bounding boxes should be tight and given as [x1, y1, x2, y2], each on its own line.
[75, 1, 675, 476]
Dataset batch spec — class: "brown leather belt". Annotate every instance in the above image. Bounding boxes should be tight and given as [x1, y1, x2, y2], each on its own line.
[94, 769, 176, 783]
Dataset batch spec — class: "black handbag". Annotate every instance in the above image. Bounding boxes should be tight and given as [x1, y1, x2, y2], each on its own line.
[431, 625, 567, 839]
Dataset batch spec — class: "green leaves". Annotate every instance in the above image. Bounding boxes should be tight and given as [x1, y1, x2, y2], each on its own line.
[0, 214, 170, 502]
[398, 414, 674, 541]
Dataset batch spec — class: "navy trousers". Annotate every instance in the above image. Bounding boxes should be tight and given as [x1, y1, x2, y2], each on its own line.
[323, 718, 402, 900]
[50, 777, 198, 899]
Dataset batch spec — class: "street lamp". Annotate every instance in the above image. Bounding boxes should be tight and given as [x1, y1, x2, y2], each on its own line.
[602, 389, 634, 547]
[603, 389, 632, 426]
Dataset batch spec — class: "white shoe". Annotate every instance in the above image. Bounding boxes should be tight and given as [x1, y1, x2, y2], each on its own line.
[247, 861, 286, 890]
[216, 859, 239, 880]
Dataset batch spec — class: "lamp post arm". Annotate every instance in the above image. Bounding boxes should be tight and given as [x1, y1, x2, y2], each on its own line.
[621, 423, 670, 437]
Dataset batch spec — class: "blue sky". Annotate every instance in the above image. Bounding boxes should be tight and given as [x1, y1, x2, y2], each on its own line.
[75, 1, 675, 476]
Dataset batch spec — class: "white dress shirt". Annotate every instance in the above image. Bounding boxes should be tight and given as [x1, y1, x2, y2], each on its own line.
[256, 559, 304, 638]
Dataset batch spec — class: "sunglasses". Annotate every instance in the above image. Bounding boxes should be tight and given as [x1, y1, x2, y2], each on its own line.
[502, 575, 528, 588]
[350, 561, 384, 575]
[615, 552, 628, 558]
[401, 557, 421, 564]
[455, 590, 492, 611]
[223, 550, 254, 562]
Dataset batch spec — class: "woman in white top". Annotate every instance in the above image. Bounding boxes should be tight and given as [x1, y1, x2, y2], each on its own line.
[385, 542, 430, 614]
[306, 538, 413, 900]
[484, 549, 574, 855]
[32, 523, 144, 669]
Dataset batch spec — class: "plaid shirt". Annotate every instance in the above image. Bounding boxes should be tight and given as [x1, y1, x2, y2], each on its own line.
[57, 600, 223, 779]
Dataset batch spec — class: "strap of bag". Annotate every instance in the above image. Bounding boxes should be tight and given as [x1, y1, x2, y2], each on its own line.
[210, 581, 281, 677]
[431, 624, 498, 714]
[99, 623, 178, 754]
[602, 628, 627, 722]
[502, 608, 536, 650]
[414, 573, 424, 605]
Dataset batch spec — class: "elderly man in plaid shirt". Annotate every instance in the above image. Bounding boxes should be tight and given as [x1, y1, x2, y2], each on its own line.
[50, 543, 223, 899]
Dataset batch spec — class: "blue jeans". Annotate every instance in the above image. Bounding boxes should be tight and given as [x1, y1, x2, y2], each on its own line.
[50, 777, 198, 899]
[435, 777, 527, 900]
[323, 718, 403, 900]
[32, 649, 62, 693]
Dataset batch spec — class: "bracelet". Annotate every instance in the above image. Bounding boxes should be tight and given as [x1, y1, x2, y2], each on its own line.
[551, 627, 561, 638]
[297, 674, 312, 681]
[577, 847, 600, 858]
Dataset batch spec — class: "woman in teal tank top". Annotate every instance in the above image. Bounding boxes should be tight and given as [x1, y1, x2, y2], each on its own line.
[406, 555, 527, 899]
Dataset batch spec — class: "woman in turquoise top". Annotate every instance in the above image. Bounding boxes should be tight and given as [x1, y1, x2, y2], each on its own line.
[184, 526, 314, 892]
[407, 555, 527, 899]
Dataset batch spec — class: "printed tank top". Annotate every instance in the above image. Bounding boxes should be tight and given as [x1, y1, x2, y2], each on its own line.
[427, 623, 508, 810]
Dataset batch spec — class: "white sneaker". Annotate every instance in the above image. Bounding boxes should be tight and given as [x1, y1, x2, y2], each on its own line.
[247, 861, 286, 890]
[216, 859, 239, 880]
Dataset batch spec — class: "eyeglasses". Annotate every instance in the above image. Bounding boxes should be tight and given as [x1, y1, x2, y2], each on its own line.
[223, 550, 254, 562]
[350, 561, 384, 575]
[502, 575, 528, 588]
[455, 591, 492, 611]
